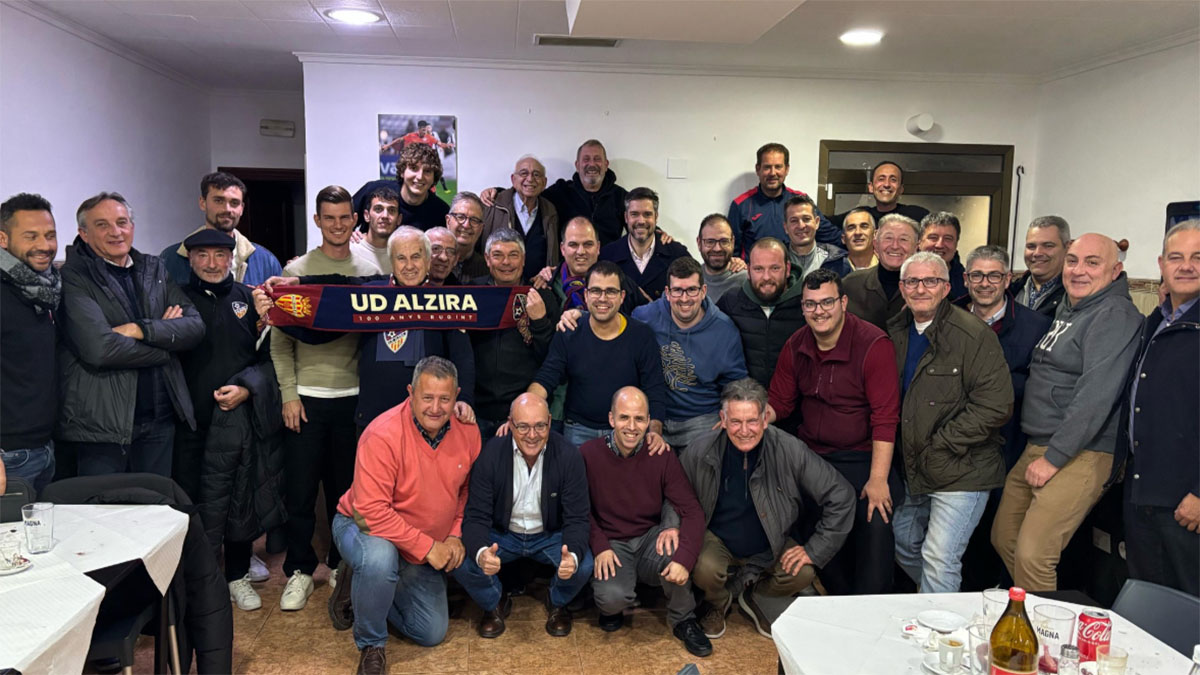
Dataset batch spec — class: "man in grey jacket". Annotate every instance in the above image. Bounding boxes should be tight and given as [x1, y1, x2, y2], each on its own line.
[991, 233, 1143, 591]
[57, 192, 205, 477]
[667, 378, 854, 640]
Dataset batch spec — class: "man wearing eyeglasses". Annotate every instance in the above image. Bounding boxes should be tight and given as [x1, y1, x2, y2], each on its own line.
[843, 214, 921, 330]
[425, 227, 460, 286]
[952, 245, 1051, 591]
[530, 260, 668, 449]
[469, 229, 558, 439]
[632, 257, 748, 449]
[445, 192, 489, 281]
[695, 214, 746, 302]
[887, 251, 1012, 594]
[766, 269, 902, 596]
[454, 393, 592, 638]
[533, 217, 645, 316]
[481, 156, 560, 282]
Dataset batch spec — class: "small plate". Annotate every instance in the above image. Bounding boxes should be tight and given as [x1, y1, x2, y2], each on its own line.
[0, 558, 32, 576]
[917, 609, 969, 634]
[921, 653, 963, 675]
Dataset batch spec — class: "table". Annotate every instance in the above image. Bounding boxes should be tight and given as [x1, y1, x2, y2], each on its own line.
[772, 592, 1192, 674]
[0, 504, 188, 675]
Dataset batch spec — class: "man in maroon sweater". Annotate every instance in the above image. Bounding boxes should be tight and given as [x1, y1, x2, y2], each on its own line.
[580, 386, 712, 657]
[768, 269, 901, 596]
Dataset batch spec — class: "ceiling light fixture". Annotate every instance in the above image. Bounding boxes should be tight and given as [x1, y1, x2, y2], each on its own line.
[324, 8, 382, 25]
[839, 28, 883, 47]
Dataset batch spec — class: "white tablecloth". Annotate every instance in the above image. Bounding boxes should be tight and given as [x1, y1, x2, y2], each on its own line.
[772, 592, 1191, 674]
[0, 504, 188, 675]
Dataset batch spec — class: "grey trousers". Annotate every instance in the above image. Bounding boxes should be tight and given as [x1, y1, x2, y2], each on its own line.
[591, 524, 697, 628]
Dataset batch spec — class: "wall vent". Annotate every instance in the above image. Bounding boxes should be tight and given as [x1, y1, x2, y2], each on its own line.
[535, 34, 620, 48]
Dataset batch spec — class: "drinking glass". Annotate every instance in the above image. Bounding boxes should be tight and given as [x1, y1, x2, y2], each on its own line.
[21, 502, 53, 554]
[1033, 604, 1077, 674]
[1096, 645, 1128, 675]
[967, 622, 991, 675]
[982, 588, 1009, 624]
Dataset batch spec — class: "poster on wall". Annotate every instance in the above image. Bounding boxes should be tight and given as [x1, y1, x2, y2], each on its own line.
[378, 114, 458, 199]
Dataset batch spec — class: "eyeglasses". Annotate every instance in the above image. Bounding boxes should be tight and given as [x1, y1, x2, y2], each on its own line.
[900, 277, 947, 290]
[700, 237, 733, 248]
[585, 287, 622, 299]
[449, 212, 484, 227]
[429, 245, 454, 258]
[967, 271, 1007, 284]
[879, 235, 915, 247]
[667, 286, 702, 298]
[801, 297, 840, 312]
[512, 422, 549, 435]
[514, 170, 545, 180]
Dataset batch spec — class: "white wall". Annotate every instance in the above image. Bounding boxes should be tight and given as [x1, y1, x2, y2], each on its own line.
[1032, 42, 1200, 278]
[209, 90, 305, 170]
[0, 3, 211, 259]
[302, 60, 1041, 253]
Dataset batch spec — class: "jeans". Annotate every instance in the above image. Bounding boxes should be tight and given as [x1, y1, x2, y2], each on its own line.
[1, 441, 56, 493]
[331, 513, 449, 649]
[661, 413, 720, 452]
[562, 420, 608, 448]
[892, 484, 988, 594]
[452, 529, 594, 610]
[75, 418, 176, 477]
[591, 524, 697, 627]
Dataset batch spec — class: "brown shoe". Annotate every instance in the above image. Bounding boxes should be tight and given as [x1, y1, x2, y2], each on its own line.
[356, 646, 386, 675]
[477, 594, 512, 638]
[545, 603, 573, 637]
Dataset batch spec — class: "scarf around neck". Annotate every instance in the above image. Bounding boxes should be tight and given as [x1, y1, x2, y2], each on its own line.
[0, 246, 60, 313]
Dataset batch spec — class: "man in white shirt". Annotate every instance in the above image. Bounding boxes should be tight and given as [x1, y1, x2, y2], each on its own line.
[454, 394, 593, 638]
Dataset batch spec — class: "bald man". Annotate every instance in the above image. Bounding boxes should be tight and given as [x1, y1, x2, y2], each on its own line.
[991, 233, 1143, 591]
[481, 156, 561, 281]
[455, 393, 592, 638]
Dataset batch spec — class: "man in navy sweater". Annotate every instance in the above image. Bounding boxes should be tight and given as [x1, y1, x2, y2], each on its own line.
[599, 187, 691, 301]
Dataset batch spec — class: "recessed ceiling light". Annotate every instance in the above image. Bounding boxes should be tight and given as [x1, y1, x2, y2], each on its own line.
[324, 8, 382, 25]
[840, 29, 884, 47]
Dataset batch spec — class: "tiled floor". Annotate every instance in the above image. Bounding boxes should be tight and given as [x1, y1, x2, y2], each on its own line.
[121, 541, 783, 675]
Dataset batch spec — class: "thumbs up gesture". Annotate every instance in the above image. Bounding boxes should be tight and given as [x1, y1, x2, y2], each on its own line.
[556, 544, 577, 580]
[479, 543, 501, 576]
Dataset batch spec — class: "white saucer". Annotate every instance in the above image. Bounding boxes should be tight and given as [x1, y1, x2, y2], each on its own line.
[917, 609, 969, 634]
[0, 558, 32, 575]
[921, 653, 964, 674]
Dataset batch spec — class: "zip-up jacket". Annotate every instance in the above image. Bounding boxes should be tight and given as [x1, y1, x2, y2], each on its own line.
[542, 169, 627, 247]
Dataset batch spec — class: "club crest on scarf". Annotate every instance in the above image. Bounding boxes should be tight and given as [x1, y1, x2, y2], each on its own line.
[384, 330, 408, 354]
[231, 301, 248, 319]
[513, 294, 532, 344]
[275, 293, 314, 319]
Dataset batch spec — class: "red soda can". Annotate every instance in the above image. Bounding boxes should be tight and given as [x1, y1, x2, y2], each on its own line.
[1077, 608, 1112, 661]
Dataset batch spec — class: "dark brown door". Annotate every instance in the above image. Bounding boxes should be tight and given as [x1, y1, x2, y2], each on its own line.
[218, 167, 305, 264]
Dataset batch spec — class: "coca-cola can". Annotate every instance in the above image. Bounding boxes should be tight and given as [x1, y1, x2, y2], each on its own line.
[1077, 608, 1112, 661]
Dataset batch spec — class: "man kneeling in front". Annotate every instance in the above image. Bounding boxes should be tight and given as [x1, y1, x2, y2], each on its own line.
[327, 356, 481, 675]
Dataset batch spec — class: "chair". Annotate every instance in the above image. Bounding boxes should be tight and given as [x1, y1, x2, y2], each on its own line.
[85, 600, 159, 675]
[0, 476, 35, 522]
[1111, 578, 1200, 656]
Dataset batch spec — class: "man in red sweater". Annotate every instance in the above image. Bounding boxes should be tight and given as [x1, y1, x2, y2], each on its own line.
[327, 356, 481, 675]
[767, 268, 902, 596]
[580, 386, 713, 657]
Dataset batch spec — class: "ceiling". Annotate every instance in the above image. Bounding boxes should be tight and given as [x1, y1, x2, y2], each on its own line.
[21, 0, 1200, 90]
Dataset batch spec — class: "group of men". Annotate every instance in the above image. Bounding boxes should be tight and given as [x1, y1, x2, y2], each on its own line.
[1, 136, 1196, 675]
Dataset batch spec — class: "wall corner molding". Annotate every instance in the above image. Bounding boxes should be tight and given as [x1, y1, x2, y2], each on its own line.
[1038, 27, 1200, 84]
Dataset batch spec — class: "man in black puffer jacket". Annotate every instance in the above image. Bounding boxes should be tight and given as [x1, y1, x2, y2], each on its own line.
[175, 230, 285, 612]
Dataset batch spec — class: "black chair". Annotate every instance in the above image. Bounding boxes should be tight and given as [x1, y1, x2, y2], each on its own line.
[1111, 578, 1200, 656]
[85, 600, 159, 675]
[0, 476, 35, 522]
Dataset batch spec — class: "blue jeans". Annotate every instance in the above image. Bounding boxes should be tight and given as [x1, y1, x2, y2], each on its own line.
[892, 485, 988, 594]
[76, 419, 175, 477]
[452, 529, 594, 610]
[1, 441, 56, 493]
[562, 420, 608, 448]
[331, 513, 448, 649]
[661, 413, 720, 449]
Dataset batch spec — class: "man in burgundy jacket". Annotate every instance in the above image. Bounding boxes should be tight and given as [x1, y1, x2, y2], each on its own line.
[768, 268, 902, 595]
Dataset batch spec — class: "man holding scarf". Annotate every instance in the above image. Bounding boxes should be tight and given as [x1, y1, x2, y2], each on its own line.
[0, 193, 60, 491]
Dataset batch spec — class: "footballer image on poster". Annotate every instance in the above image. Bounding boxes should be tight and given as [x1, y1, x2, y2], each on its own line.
[378, 114, 458, 198]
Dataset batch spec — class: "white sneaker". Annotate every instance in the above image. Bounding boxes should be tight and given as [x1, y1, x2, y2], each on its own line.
[280, 571, 314, 611]
[329, 566, 339, 589]
[228, 575, 262, 611]
[248, 554, 270, 582]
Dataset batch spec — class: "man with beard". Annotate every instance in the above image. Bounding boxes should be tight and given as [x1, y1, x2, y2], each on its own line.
[834, 161, 929, 229]
[843, 214, 920, 331]
[0, 193, 60, 491]
[533, 217, 645, 316]
[695, 214, 747, 301]
[918, 212, 967, 300]
[1011, 216, 1071, 318]
[728, 143, 838, 256]
[716, 238, 807, 389]
[447, 192, 489, 281]
[599, 187, 691, 301]
[481, 155, 560, 282]
[351, 185, 401, 273]
[825, 208, 878, 277]
[425, 226, 460, 286]
[783, 195, 848, 284]
[161, 172, 282, 286]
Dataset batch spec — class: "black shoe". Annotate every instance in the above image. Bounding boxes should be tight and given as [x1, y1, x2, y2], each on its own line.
[327, 560, 354, 631]
[356, 646, 386, 675]
[478, 594, 512, 638]
[673, 617, 713, 657]
[598, 611, 624, 632]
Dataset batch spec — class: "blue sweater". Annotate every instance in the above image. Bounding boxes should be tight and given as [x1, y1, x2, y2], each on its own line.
[533, 316, 667, 428]
[632, 296, 748, 420]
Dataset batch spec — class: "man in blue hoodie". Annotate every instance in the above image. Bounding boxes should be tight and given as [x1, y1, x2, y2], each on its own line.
[633, 257, 748, 449]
